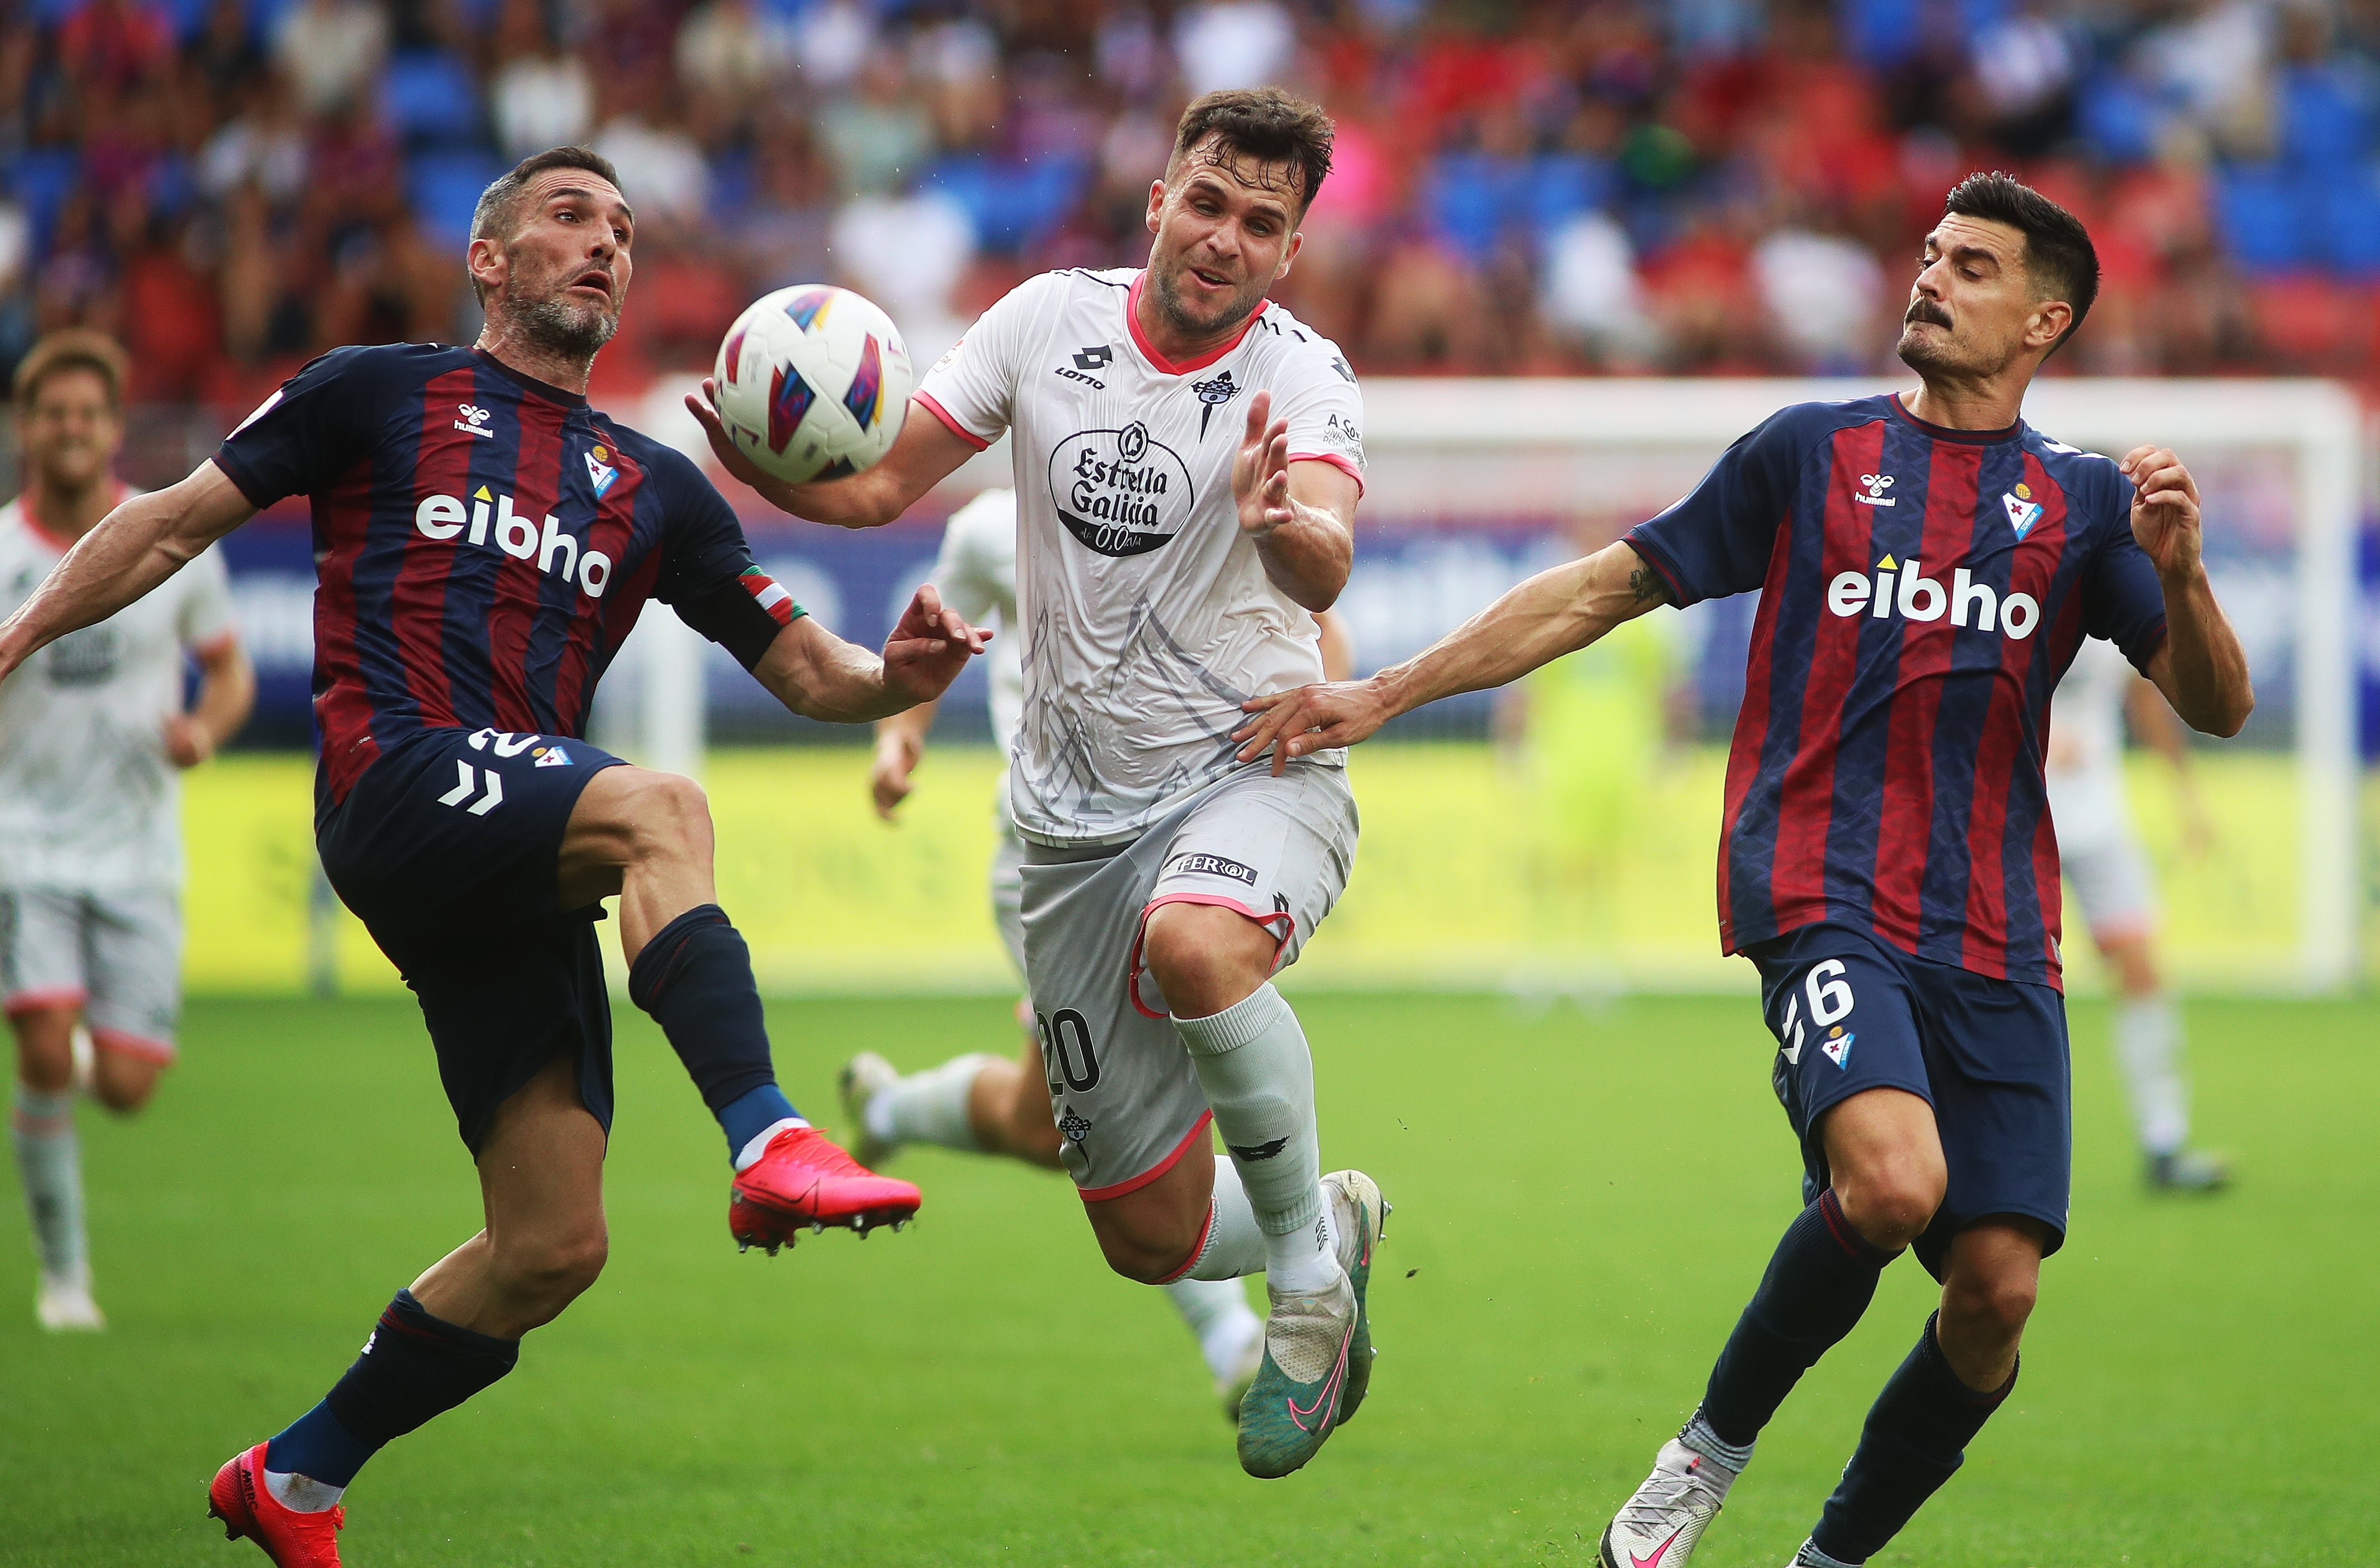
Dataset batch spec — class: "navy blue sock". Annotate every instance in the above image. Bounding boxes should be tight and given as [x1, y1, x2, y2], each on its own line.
[1700, 1189, 1901, 1447]
[628, 904, 799, 1159]
[1809, 1311, 2017, 1565]
[267, 1290, 518, 1487]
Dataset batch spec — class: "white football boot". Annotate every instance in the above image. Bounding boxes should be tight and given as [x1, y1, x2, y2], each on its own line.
[1215, 1323, 1265, 1421]
[836, 1051, 901, 1168]
[36, 1266, 104, 1332]
[1599, 1436, 1740, 1568]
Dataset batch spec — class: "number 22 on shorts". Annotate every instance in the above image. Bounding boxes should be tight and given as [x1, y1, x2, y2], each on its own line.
[1778, 959, 1857, 1068]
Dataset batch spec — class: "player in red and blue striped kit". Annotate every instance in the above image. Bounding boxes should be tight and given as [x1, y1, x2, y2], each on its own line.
[1235, 174, 2254, 1566]
[0, 147, 987, 1567]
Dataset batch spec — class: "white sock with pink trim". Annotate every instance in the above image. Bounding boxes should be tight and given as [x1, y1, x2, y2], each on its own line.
[1177, 1156, 1266, 1281]
[10, 1084, 85, 1284]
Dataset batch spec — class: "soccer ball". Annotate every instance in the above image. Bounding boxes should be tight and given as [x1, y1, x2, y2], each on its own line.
[712, 285, 913, 485]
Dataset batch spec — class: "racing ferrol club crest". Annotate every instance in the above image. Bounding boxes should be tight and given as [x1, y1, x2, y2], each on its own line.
[1048, 421, 1196, 557]
[2003, 481, 2044, 540]
[1192, 368, 1240, 437]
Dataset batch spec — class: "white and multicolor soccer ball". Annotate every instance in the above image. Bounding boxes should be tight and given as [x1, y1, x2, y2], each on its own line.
[712, 285, 913, 485]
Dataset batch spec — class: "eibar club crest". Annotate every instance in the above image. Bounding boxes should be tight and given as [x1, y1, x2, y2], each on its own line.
[1821, 1029, 1856, 1070]
[2003, 481, 2043, 540]
[585, 446, 618, 498]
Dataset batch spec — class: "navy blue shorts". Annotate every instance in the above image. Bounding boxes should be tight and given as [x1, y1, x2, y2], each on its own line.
[316, 726, 627, 1155]
[1747, 921, 2072, 1280]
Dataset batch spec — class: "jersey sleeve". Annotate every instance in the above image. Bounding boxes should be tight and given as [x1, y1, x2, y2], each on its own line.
[213, 346, 392, 507]
[913, 274, 1056, 450]
[1624, 407, 1813, 607]
[648, 448, 807, 671]
[176, 546, 238, 657]
[2079, 466, 2168, 672]
[930, 491, 1012, 627]
[1277, 337, 1366, 495]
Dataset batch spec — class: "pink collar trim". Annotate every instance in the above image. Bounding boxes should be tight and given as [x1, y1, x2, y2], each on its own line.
[20, 482, 126, 553]
[1125, 270, 1270, 376]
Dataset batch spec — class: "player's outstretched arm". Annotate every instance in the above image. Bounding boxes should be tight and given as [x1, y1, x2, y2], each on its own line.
[686, 382, 979, 530]
[753, 584, 987, 724]
[2120, 445, 2253, 737]
[1233, 538, 1673, 773]
[0, 460, 255, 683]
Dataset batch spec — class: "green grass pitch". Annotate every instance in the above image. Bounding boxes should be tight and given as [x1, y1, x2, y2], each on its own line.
[2, 991, 2374, 1567]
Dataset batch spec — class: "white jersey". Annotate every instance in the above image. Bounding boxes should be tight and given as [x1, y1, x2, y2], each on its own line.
[2046, 634, 2136, 851]
[917, 267, 1365, 846]
[0, 495, 237, 889]
[928, 487, 1024, 760]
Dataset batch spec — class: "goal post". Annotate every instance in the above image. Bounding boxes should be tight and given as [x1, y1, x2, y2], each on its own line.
[1356, 377, 2364, 995]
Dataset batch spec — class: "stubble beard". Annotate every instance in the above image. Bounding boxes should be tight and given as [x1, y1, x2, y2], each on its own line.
[510, 290, 619, 362]
[1148, 251, 1263, 344]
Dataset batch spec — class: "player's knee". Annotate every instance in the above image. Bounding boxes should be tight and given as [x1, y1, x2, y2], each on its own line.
[502, 1225, 609, 1310]
[1093, 1229, 1184, 1285]
[1945, 1264, 2037, 1342]
[1142, 904, 1270, 1018]
[1834, 1162, 1944, 1250]
[630, 771, 712, 856]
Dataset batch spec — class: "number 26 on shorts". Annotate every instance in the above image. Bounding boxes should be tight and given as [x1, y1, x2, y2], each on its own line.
[1778, 959, 1856, 1067]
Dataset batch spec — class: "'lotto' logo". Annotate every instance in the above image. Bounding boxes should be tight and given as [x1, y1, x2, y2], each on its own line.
[1826, 555, 2039, 640]
[414, 485, 614, 598]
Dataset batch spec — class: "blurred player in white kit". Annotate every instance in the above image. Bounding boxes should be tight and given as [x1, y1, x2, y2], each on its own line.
[2047, 634, 2226, 1192]
[0, 330, 254, 1329]
[845, 486, 1355, 1418]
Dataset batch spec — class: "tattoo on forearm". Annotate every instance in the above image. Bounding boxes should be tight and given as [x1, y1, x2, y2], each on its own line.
[1629, 565, 1675, 607]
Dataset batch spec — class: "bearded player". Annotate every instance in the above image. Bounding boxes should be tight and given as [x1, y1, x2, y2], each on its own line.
[1, 329, 255, 1333]
[693, 89, 1386, 1478]
[0, 147, 984, 1565]
[1236, 172, 2252, 1565]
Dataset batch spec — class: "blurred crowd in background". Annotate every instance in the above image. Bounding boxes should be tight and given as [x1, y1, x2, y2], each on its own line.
[7, 0, 2380, 418]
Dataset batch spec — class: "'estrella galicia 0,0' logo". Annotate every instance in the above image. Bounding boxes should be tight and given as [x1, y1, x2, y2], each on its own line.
[1047, 422, 1194, 556]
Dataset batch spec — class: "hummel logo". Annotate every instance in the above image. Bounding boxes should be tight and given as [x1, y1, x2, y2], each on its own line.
[455, 403, 494, 438]
[1228, 1136, 1291, 1161]
[1855, 472, 1896, 506]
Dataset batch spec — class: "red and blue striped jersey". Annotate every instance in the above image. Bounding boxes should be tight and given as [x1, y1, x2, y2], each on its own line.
[217, 345, 799, 804]
[1625, 393, 2168, 990]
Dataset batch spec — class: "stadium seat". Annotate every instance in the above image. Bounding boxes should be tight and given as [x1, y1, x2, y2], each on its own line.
[383, 50, 484, 150]
[2213, 165, 2311, 273]
[407, 149, 504, 252]
[1843, 0, 1922, 64]
[2315, 166, 2380, 274]
[2246, 274, 2369, 369]
[920, 154, 1085, 255]
[1527, 154, 1616, 241]
[2279, 64, 2375, 170]
[2077, 71, 2161, 166]
[1424, 153, 1540, 255]
[6, 148, 82, 255]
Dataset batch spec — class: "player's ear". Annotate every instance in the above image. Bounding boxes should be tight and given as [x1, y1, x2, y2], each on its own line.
[466, 235, 505, 301]
[2028, 299, 2071, 352]
[1145, 179, 1166, 237]
[1275, 227, 1304, 282]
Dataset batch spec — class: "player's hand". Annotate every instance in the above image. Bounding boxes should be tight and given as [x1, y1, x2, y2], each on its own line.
[1233, 389, 1294, 538]
[686, 379, 799, 509]
[164, 713, 214, 768]
[1233, 678, 1393, 776]
[881, 583, 989, 707]
[2120, 446, 2202, 582]
[872, 729, 921, 821]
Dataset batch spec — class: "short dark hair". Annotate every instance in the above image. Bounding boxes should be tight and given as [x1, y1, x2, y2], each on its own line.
[468, 146, 626, 302]
[13, 328, 127, 413]
[1168, 88, 1335, 217]
[1942, 171, 2099, 354]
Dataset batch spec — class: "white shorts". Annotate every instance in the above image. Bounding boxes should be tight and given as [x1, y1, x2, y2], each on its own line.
[990, 816, 1027, 983]
[1019, 761, 1358, 1199]
[2062, 829, 2156, 944]
[0, 885, 183, 1061]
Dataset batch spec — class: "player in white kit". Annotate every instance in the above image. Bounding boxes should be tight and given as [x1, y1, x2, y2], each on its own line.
[695, 88, 1386, 1477]
[2046, 634, 2227, 1191]
[1, 331, 254, 1329]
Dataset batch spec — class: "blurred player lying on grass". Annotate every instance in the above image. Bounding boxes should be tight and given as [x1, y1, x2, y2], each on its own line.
[0, 146, 985, 1567]
[1236, 172, 2252, 1568]
[1, 328, 254, 1334]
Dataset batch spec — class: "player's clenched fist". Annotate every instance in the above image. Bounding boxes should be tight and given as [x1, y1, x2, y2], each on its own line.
[1232, 388, 1294, 536]
[871, 728, 920, 820]
[1233, 678, 1392, 776]
[2119, 445, 2201, 581]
